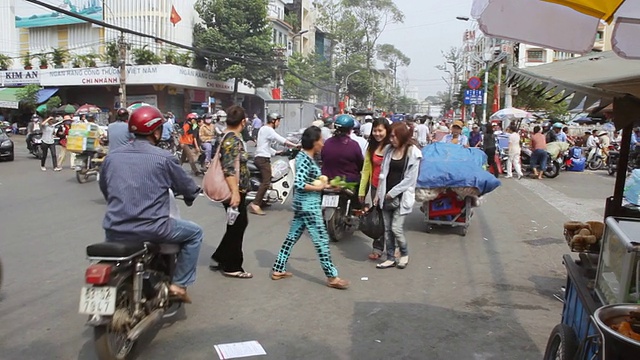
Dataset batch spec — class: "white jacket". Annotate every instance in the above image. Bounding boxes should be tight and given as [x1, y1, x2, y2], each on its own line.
[377, 144, 422, 215]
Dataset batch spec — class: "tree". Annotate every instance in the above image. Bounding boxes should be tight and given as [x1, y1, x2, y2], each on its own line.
[376, 43, 410, 86]
[284, 53, 333, 100]
[16, 84, 41, 111]
[194, 0, 275, 101]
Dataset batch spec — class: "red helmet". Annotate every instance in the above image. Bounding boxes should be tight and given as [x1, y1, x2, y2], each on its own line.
[128, 106, 165, 135]
[186, 113, 198, 120]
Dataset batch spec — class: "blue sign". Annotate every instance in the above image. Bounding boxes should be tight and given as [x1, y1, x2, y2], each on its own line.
[464, 90, 484, 105]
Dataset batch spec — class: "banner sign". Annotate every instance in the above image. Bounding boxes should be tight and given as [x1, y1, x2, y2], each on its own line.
[2, 70, 40, 86]
[15, 0, 104, 28]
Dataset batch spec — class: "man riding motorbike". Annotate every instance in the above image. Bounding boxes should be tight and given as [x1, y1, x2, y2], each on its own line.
[108, 108, 134, 151]
[26, 114, 42, 151]
[99, 105, 203, 303]
[250, 112, 299, 215]
[199, 113, 216, 168]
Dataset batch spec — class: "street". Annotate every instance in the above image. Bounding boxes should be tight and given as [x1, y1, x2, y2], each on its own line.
[0, 139, 615, 360]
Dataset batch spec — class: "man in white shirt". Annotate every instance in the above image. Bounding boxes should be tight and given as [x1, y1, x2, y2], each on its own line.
[415, 118, 430, 147]
[360, 115, 373, 139]
[251, 112, 299, 215]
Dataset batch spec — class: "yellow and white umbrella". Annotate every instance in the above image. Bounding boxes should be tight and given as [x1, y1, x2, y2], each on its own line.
[472, 0, 640, 59]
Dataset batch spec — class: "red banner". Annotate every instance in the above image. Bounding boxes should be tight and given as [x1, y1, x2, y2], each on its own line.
[272, 88, 282, 100]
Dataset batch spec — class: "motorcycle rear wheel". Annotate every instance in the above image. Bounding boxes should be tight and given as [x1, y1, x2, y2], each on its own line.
[543, 162, 560, 179]
[327, 210, 348, 242]
[93, 279, 136, 360]
[588, 158, 603, 171]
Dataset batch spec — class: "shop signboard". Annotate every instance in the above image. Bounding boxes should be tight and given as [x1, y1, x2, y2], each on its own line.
[2, 70, 40, 86]
[40, 65, 255, 95]
[15, 0, 104, 28]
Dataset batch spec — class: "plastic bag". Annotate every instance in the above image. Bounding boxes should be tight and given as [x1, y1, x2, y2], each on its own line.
[359, 206, 384, 240]
[624, 169, 640, 205]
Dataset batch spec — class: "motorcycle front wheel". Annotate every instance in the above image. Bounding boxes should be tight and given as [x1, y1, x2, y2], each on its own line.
[327, 209, 353, 242]
[93, 278, 136, 360]
[543, 162, 560, 179]
[588, 158, 603, 170]
[76, 170, 90, 184]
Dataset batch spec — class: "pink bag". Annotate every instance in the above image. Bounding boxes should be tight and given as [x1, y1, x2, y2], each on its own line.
[202, 133, 239, 202]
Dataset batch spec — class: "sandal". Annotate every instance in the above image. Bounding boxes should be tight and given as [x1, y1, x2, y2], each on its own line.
[169, 285, 192, 304]
[223, 271, 253, 279]
[368, 253, 382, 260]
[271, 271, 293, 280]
[249, 204, 266, 216]
[327, 277, 350, 290]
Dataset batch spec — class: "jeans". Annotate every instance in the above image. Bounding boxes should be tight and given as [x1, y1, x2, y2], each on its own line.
[41, 143, 58, 168]
[382, 208, 408, 261]
[202, 142, 213, 164]
[253, 156, 271, 206]
[530, 149, 548, 172]
[369, 185, 384, 254]
[212, 193, 249, 272]
[165, 218, 204, 287]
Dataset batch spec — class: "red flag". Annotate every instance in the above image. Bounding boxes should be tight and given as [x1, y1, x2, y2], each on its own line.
[170, 6, 182, 26]
[492, 84, 500, 113]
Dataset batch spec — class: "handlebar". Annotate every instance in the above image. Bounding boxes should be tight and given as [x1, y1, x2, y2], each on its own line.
[173, 187, 201, 207]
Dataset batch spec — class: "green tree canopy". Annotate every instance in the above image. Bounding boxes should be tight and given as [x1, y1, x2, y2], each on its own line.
[284, 53, 333, 100]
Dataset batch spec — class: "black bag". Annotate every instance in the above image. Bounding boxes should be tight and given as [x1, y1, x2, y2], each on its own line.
[359, 206, 384, 240]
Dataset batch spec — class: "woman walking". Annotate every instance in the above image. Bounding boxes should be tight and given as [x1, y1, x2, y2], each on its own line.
[40, 116, 62, 172]
[374, 123, 422, 270]
[358, 118, 391, 260]
[57, 116, 72, 168]
[272, 126, 349, 289]
[210, 106, 252, 279]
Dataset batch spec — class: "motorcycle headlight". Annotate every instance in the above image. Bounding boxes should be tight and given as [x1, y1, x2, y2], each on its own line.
[1, 140, 11, 147]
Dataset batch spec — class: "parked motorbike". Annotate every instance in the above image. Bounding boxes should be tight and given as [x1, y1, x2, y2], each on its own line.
[28, 132, 44, 159]
[80, 191, 197, 360]
[502, 147, 561, 178]
[322, 187, 361, 241]
[245, 148, 299, 206]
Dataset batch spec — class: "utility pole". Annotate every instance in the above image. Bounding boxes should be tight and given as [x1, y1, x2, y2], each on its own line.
[118, 32, 127, 107]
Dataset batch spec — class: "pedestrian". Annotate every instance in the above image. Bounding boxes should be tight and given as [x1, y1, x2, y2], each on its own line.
[179, 113, 202, 176]
[107, 108, 134, 152]
[271, 126, 350, 289]
[505, 124, 523, 179]
[483, 124, 500, 178]
[469, 124, 483, 148]
[374, 122, 422, 270]
[250, 112, 298, 215]
[415, 117, 430, 147]
[56, 115, 72, 168]
[210, 105, 253, 279]
[359, 118, 391, 260]
[530, 125, 548, 179]
[251, 113, 262, 142]
[441, 120, 469, 147]
[40, 116, 62, 172]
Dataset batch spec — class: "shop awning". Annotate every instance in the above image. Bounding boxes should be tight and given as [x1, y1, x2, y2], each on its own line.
[0, 87, 59, 109]
[37, 88, 59, 103]
[506, 51, 640, 128]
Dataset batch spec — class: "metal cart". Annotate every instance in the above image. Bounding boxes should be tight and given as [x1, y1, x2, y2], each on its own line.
[423, 190, 473, 236]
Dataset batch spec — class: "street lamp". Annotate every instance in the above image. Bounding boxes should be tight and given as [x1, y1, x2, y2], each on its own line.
[292, 30, 309, 54]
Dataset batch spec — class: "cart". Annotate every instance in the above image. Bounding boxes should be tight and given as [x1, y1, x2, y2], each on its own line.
[423, 190, 473, 236]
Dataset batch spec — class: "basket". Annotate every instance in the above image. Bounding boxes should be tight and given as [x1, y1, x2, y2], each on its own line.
[564, 227, 601, 254]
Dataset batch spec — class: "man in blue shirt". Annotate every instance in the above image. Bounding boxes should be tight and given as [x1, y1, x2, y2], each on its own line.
[107, 108, 134, 151]
[552, 122, 567, 143]
[100, 105, 202, 302]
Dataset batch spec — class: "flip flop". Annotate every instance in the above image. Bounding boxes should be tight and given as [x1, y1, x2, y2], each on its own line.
[169, 286, 192, 304]
[223, 271, 253, 279]
[271, 271, 293, 280]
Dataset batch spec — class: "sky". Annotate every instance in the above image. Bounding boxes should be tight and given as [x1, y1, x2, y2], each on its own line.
[377, 0, 474, 99]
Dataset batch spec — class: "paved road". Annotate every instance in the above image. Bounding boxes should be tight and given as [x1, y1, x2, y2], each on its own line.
[0, 140, 615, 360]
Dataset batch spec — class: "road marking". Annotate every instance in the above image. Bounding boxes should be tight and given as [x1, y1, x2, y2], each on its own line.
[517, 179, 603, 222]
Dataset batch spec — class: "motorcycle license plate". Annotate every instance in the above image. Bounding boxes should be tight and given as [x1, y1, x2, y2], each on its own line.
[78, 286, 117, 315]
[322, 195, 339, 208]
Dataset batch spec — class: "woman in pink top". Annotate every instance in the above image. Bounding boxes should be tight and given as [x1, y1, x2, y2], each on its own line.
[530, 125, 548, 179]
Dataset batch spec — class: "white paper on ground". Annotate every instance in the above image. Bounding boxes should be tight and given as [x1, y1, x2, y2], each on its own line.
[214, 341, 267, 359]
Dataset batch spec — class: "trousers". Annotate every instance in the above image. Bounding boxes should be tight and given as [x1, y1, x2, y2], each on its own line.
[272, 211, 338, 278]
[253, 156, 271, 206]
[41, 143, 58, 168]
[212, 194, 249, 272]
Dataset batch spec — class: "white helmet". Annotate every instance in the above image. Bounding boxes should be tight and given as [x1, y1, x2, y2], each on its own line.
[364, 115, 373, 121]
[215, 110, 227, 122]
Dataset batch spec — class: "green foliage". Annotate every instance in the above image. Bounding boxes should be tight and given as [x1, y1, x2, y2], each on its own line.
[45, 96, 61, 111]
[284, 12, 300, 33]
[377, 44, 410, 71]
[16, 84, 41, 110]
[36, 52, 49, 68]
[51, 47, 69, 67]
[284, 53, 333, 100]
[194, 0, 275, 91]
[0, 54, 12, 70]
[104, 41, 119, 67]
[175, 52, 192, 67]
[132, 46, 162, 65]
[22, 52, 33, 68]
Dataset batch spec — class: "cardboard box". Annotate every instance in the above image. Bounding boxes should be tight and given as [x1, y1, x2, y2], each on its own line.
[67, 135, 98, 153]
[69, 123, 99, 138]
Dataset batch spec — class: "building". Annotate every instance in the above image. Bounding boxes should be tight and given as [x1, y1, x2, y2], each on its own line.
[268, 0, 294, 56]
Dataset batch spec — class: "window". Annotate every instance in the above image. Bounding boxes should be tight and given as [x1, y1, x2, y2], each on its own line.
[527, 49, 545, 62]
[596, 31, 604, 41]
[278, 32, 283, 45]
[273, 29, 277, 43]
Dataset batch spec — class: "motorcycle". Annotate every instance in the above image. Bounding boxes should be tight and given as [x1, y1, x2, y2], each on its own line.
[28, 132, 44, 159]
[586, 146, 606, 170]
[244, 148, 299, 206]
[501, 147, 561, 178]
[80, 191, 196, 360]
[321, 187, 361, 242]
[75, 149, 107, 183]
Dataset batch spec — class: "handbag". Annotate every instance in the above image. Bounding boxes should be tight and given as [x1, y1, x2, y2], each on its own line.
[359, 206, 384, 239]
[382, 149, 409, 211]
[202, 133, 240, 202]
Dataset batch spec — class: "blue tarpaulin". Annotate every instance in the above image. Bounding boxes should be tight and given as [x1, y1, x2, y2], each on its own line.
[417, 142, 501, 195]
[37, 88, 59, 104]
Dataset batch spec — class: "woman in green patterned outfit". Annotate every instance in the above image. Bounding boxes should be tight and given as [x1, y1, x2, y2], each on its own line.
[271, 126, 349, 289]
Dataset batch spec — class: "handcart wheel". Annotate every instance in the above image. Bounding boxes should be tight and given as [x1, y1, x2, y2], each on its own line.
[425, 225, 433, 233]
[542, 323, 578, 360]
[460, 227, 468, 236]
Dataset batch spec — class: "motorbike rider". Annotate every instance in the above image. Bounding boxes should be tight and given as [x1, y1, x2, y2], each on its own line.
[214, 110, 227, 136]
[179, 113, 202, 175]
[250, 112, 299, 215]
[349, 120, 368, 157]
[321, 114, 364, 206]
[99, 105, 203, 303]
[160, 113, 176, 150]
[360, 115, 374, 139]
[107, 108, 134, 151]
[199, 113, 216, 168]
[26, 114, 42, 151]
[543, 122, 557, 143]
[586, 130, 600, 162]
